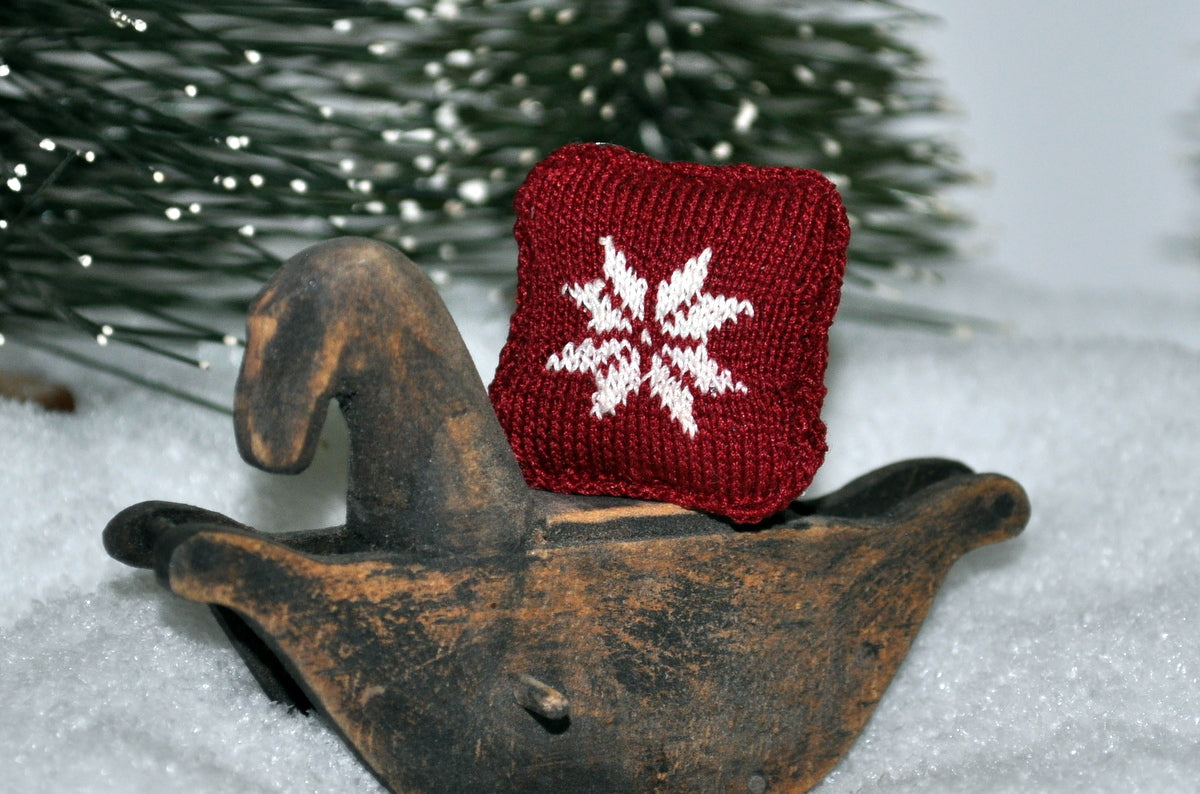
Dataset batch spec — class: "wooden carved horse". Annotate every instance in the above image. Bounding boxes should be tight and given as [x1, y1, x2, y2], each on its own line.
[104, 237, 1029, 793]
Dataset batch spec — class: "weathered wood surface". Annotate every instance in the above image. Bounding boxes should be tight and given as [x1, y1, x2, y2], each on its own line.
[103, 238, 1030, 793]
[0, 370, 75, 412]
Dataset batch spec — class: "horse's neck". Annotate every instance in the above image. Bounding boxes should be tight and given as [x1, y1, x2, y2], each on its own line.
[339, 385, 530, 559]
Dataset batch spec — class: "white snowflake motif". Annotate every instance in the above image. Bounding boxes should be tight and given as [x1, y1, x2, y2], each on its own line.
[546, 236, 754, 437]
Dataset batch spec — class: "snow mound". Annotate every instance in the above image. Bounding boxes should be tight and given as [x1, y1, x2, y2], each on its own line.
[1, 280, 1197, 792]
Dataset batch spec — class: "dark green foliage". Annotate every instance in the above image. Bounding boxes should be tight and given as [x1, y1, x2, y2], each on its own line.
[1, 0, 968, 376]
[375, 0, 969, 273]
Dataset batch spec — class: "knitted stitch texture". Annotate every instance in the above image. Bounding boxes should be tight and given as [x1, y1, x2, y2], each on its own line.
[489, 143, 849, 523]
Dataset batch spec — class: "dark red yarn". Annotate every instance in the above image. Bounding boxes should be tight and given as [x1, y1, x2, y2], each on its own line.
[488, 143, 849, 523]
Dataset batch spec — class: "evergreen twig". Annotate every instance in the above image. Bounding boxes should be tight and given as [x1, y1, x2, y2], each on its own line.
[1, 0, 973, 401]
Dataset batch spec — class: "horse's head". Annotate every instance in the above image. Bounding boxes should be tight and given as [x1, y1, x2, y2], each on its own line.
[234, 237, 531, 556]
[235, 238, 365, 473]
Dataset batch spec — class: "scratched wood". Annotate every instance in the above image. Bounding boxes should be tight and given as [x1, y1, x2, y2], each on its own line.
[103, 238, 1030, 793]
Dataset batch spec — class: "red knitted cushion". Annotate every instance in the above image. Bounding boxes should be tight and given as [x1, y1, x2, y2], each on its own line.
[489, 143, 849, 523]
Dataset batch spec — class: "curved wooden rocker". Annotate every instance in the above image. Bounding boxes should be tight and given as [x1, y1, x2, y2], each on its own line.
[104, 238, 1030, 793]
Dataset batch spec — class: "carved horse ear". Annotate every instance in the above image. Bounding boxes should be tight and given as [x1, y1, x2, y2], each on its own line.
[234, 236, 530, 557]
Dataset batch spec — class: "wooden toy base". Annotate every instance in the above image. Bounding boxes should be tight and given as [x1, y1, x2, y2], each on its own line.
[106, 458, 1026, 793]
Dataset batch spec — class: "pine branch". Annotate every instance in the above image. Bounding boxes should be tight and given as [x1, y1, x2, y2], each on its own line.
[1, 0, 974, 400]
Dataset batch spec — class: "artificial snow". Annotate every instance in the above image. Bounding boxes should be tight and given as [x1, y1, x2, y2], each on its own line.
[1, 267, 1198, 792]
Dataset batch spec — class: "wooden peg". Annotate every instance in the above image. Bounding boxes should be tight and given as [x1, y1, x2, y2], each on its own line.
[513, 674, 570, 722]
